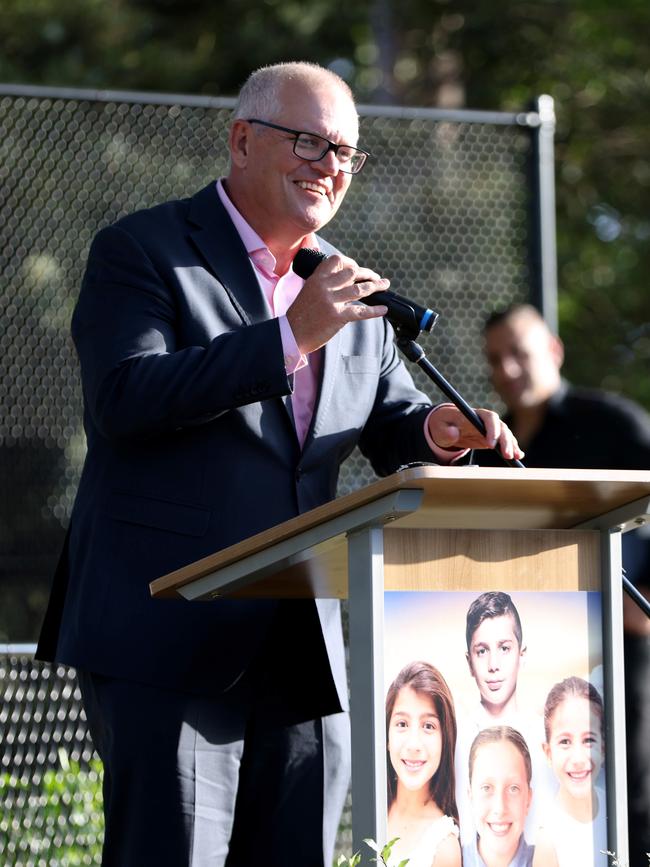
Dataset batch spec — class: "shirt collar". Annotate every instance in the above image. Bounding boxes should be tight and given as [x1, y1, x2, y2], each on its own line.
[215, 179, 319, 275]
[216, 178, 267, 257]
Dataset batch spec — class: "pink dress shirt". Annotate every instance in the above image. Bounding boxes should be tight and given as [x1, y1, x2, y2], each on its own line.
[215, 180, 466, 461]
[217, 180, 319, 445]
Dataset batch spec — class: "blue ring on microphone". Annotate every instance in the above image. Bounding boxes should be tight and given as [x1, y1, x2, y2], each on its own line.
[420, 309, 435, 331]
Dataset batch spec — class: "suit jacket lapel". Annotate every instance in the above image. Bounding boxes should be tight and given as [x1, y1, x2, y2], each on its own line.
[186, 182, 270, 326]
[186, 182, 297, 430]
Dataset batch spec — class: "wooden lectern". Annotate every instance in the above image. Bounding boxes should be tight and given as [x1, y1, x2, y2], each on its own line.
[150, 466, 650, 864]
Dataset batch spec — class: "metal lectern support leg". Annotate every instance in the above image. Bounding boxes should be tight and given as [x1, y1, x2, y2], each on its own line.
[601, 527, 629, 865]
[347, 524, 388, 860]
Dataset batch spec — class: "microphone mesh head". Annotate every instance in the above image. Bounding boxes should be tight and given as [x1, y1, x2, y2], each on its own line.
[293, 248, 327, 279]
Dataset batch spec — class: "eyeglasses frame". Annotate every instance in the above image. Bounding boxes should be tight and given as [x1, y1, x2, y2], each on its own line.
[246, 118, 370, 174]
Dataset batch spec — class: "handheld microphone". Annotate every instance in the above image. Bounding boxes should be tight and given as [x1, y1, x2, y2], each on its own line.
[293, 248, 438, 336]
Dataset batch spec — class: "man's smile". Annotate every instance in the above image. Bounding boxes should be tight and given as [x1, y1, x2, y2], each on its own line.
[294, 179, 334, 202]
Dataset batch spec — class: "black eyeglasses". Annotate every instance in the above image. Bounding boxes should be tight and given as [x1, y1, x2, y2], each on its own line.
[247, 119, 369, 174]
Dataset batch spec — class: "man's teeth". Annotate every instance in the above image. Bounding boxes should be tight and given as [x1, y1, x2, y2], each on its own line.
[297, 181, 326, 195]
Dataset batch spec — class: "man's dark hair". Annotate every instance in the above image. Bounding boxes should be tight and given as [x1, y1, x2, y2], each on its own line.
[465, 590, 523, 651]
[482, 302, 543, 334]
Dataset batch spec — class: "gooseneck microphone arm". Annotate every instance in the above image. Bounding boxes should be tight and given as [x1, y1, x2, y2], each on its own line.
[292, 248, 525, 469]
[622, 571, 650, 618]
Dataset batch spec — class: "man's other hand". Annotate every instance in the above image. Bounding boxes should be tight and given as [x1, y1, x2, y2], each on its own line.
[428, 404, 524, 461]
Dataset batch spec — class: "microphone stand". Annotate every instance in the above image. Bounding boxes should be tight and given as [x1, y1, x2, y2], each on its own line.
[622, 569, 650, 618]
[392, 321, 525, 469]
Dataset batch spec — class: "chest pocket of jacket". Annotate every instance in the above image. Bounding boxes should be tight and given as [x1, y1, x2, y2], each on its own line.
[341, 355, 379, 375]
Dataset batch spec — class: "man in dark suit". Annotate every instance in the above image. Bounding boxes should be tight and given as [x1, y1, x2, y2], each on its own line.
[37, 62, 522, 867]
[479, 302, 650, 867]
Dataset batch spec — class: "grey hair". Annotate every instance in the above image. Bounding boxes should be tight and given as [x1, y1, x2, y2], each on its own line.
[233, 61, 357, 122]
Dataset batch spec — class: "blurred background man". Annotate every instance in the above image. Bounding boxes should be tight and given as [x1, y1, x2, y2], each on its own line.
[478, 302, 650, 866]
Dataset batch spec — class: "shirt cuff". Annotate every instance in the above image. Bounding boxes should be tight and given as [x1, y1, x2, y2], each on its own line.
[424, 405, 469, 465]
[279, 315, 308, 374]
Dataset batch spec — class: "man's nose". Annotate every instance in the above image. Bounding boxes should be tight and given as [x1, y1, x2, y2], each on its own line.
[501, 355, 522, 378]
[315, 147, 341, 175]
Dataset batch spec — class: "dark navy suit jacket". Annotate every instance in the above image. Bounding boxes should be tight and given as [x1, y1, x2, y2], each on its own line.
[37, 181, 437, 719]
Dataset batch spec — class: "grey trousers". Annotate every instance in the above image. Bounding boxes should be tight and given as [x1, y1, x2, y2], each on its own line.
[77, 670, 351, 867]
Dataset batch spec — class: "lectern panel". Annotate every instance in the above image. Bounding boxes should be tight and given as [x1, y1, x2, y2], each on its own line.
[383, 528, 601, 591]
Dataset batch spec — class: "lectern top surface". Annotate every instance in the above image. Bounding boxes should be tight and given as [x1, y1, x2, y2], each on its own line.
[149, 466, 650, 599]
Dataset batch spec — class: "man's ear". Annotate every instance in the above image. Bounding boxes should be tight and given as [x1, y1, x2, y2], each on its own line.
[550, 334, 564, 370]
[466, 651, 474, 676]
[229, 120, 251, 169]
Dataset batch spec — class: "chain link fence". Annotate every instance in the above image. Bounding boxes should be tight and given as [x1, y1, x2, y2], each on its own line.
[0, 84, 552, 863]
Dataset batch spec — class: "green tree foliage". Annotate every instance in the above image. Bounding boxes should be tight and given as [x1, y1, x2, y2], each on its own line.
[1, 0, 648, 406]
[0, 749, 103, 864]
[0, 0, 370, 96]
[449, 1, 650, 408]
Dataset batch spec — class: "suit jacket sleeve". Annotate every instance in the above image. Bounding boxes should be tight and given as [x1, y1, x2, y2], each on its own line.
[72, 222, 292, 441]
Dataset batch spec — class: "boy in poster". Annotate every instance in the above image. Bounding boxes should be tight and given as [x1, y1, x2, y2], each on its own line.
[464, 591, 526, 722]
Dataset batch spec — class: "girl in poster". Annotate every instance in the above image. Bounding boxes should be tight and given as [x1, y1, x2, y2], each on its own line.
[385, 661, 461, 867]
[462, 726, 535, 867]
[534, 677, 607, 867]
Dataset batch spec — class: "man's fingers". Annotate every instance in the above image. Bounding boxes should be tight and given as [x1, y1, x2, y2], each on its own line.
[429, 405, 524, 458]
[343, 299, 388, 321]
[475, 410, 524, 459]
[301, 255, 390, 315]
[339, 277, 391, 305]
[474, 409, 524, 458]
[317, 254, 387, 294]
[475, 408, 500, 445]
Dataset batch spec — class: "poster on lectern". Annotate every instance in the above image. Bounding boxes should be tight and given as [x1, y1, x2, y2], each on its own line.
[383, 590, 607, 867]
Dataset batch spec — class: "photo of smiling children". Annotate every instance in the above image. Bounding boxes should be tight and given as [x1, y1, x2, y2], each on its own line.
[462, 726, 537, 867]
[386, 661, 462, 867]
[455, 592, 548, 844]
[383, 589, 606, 856]
[534, 677, 607, 867]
